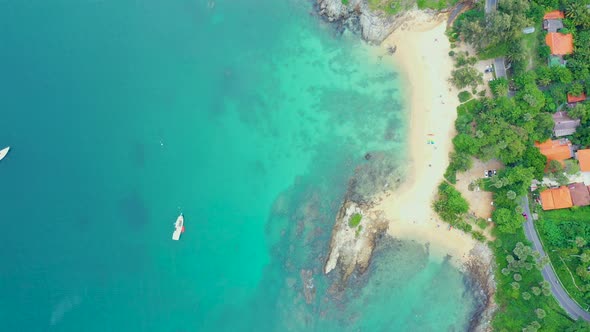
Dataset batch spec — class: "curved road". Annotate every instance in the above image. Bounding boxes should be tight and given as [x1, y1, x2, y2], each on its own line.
[521, 196, 590, 320]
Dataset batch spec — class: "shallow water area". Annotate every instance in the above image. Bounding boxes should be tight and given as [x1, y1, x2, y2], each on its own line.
[0, 0, 480, 330]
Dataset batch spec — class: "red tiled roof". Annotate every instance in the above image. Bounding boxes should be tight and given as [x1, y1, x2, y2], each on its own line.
[540, 190, 555, 210]
[541, 186, 573, 210]
[577, 149, 590, 172]
[568, 93, 587, 103]
[546, 33, 574, 55]
[554, 186, 574, 209]
[535, 139, 572, 163]
[544, 10, 565, 20]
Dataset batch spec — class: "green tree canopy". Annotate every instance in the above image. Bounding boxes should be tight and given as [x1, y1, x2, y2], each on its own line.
[450, 67, 483, 89]
[574, 125, 590, 147]
[551, 66, 574, 84]
[493, 207, 524, 233]
[569, 103, 590, 123]
[530, 112, 554, 142]
[453, 133, 479, 155]
[490, 77, 509, 97]
[569, 83, 585, 96]
[536, 66, 553, 87]
[433, 182, 469, 224]
[522, 145, 547, 180]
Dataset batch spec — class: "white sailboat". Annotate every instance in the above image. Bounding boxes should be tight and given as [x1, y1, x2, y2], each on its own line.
[172, 213, 185, 241]
[0, 147, 10, 161]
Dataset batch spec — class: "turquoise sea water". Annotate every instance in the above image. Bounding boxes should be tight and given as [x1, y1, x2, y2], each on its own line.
[0, 1, 480, 331]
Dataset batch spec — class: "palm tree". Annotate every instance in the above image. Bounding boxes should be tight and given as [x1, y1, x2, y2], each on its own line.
[566, 2, 590, 28]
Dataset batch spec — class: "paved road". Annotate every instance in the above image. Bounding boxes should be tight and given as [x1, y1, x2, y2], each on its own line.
[485, 0, 498, 13]
[494, 57, 507, 79]
[521, 196, 590, 320]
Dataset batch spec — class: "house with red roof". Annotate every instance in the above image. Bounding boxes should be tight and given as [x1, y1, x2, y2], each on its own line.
[543, 10, 565, 32]
[568, 93, 587, 104]
[576, 149, 590, 172]
[540, 186, 573, 210]
[535, 139, 573, 166]
[546, 33, 574, 55]
[543, 10, 565, 20]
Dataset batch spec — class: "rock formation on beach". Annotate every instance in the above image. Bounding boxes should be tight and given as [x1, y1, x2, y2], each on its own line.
[316, 0, 400, 43]
[324, 199, 389, 288]
[323, 152, 403, 288]
[464, 243, 497, 332]
[316, 0, 447, 43]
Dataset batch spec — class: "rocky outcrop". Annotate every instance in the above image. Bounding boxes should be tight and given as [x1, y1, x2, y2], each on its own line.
[316, 0, 406, 43]
[323, 151, 404, 289]
[324, 199, 388, 288]
[464, 243, 497, 332]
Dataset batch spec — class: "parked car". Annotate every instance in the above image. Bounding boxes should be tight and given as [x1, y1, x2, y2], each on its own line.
[522, 212, 528, 219]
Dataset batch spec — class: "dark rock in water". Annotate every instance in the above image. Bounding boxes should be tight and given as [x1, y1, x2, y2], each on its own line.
[364, 153, 371, 160]
[387, 45, 397, 54]
[300, 269, 316, 304]
[463, 244, 497, 332]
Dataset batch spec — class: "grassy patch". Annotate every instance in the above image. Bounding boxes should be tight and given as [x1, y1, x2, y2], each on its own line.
[477, 42, 510, 60]
[542, 207, 590, 222]
[477, 218, 488, 230]
[536, 207, 590, 309]
[341, 0, 349, 4]
[349, 213, 362, 228]
[416, 0, 458, 10]
[521, 24, 542, 70]
[367, 0, 414, 15]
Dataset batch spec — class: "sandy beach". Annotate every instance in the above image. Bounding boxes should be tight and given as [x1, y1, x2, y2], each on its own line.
[372, 12, 480, 266]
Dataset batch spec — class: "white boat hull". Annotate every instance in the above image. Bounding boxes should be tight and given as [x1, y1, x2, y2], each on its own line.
[0, 147, 10, 161]
[172, 214, 184, 241]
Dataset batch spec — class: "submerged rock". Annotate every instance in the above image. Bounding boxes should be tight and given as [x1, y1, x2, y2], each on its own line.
[300, 269, 316, 304]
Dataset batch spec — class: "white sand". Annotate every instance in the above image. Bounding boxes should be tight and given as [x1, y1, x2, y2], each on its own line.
[371, 12, 480, 266]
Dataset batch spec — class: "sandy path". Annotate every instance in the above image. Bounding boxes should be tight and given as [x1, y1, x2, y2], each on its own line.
[370, 12, 480, 266]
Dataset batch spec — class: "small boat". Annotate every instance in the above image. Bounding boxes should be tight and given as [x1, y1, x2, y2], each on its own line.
[172, 213, 185, 241]
[0, 147, 10, 161]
